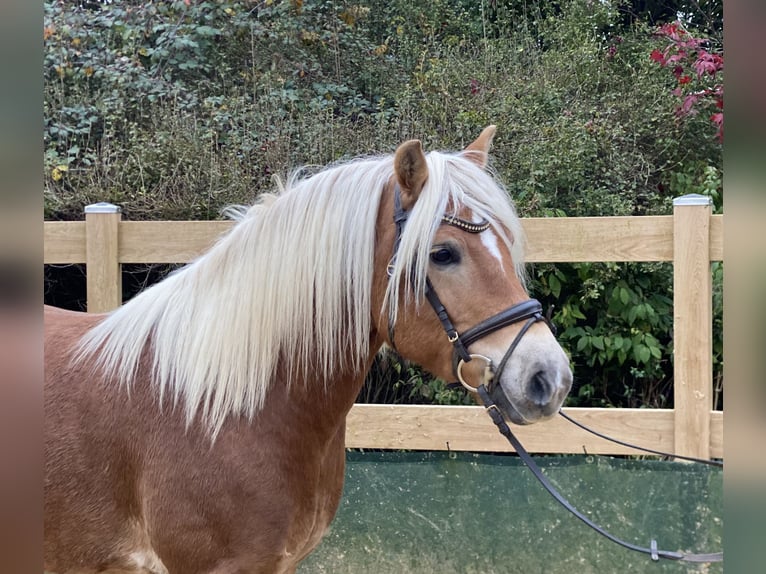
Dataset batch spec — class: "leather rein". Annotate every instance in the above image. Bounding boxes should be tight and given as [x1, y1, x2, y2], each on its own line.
[480, 386, 723, 563]
[386, 184, 723, 564]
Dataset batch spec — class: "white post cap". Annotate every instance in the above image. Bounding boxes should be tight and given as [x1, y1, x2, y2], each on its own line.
[84, 202, 122, 214]
[672, 194, 712, 206]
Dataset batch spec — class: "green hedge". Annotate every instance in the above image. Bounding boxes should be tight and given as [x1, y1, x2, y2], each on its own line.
[44, 0, 723, 409]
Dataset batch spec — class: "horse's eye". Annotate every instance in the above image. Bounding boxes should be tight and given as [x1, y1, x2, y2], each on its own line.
[430, 246, 459, 266]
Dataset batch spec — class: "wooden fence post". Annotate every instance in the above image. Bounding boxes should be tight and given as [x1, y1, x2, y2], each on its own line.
[84, 202, 122, 312]
[672, 194, 713, 460]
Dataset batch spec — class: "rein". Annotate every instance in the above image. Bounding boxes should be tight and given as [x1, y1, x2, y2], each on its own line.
[387, 184, 722, 564]
[557, 409, 723, 467]
[477, 384, 724, 563]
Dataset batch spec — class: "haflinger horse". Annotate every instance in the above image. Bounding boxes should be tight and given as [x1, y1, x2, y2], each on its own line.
[44, 126, 572, 574]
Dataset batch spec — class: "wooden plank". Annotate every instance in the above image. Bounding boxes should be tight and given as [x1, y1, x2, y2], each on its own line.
[710, 214, 723, 261]
[346, 405, 724, 457]
[347, 405, 668, 454]
[44, 214, 722, 265]
[120, 218, 677, 264]
[85, 205, 122, 312]
[522, 216, 674, 262]
[119, 221, 233, 263]
[43, 222, 86, 264]
[673, 196, 713, 460]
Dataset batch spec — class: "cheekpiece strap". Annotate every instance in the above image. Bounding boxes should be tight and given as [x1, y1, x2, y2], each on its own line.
[388, 184, 483, 362]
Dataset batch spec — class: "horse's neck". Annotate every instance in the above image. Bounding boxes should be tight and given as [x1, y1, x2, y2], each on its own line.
[256, 348, 379, 444]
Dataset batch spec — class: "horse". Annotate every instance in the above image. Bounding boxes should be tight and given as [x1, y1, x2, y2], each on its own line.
[44, 126, 573, 574]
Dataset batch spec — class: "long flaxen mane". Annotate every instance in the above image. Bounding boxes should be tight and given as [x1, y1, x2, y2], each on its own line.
[76, 149, 526, 438]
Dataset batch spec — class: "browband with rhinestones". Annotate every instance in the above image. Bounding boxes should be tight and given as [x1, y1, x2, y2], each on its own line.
[440, 214, 491, 234]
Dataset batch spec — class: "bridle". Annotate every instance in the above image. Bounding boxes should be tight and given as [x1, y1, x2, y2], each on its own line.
[387, 184, 553, 393]
[385, 183, 723, 564]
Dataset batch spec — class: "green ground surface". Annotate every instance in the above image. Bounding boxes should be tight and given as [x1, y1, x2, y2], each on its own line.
[299, 452, 722, 574]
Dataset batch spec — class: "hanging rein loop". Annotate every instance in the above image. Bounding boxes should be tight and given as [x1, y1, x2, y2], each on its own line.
[477, 385, 723, 563]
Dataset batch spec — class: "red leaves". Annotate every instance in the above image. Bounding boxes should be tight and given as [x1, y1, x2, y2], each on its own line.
[658, 22, 681, 38]
[650, 20, 723, 142]
[680, 93, 701, 115]
[693, 51, 724, 78]
[710, 112, 724, 142]
[650, 49, 665, 64]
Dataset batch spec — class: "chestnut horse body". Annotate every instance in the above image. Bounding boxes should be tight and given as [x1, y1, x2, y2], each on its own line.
[45, 128, 572, 573]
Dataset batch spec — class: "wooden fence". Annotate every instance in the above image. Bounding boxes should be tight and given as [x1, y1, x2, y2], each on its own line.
[44, 195, 724, 460]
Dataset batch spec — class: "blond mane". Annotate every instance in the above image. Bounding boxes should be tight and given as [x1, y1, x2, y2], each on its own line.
[76, 150, 526, 438]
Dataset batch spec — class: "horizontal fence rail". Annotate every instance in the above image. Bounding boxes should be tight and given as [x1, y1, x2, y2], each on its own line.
[44, 196, 724, 459]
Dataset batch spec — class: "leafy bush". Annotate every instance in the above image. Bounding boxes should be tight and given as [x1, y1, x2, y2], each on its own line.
[44, 0, 390, 219]
[44, 0, 723, 409]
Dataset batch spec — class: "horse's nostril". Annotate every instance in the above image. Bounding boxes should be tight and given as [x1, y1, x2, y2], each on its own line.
[528, 371, 553, 406]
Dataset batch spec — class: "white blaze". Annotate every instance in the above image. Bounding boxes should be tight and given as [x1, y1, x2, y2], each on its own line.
[473, 213, 504, 271]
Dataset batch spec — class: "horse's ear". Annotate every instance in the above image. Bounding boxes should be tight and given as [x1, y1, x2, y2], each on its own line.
[394, 139, 428, 210]
[462, 125, 497, 169]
